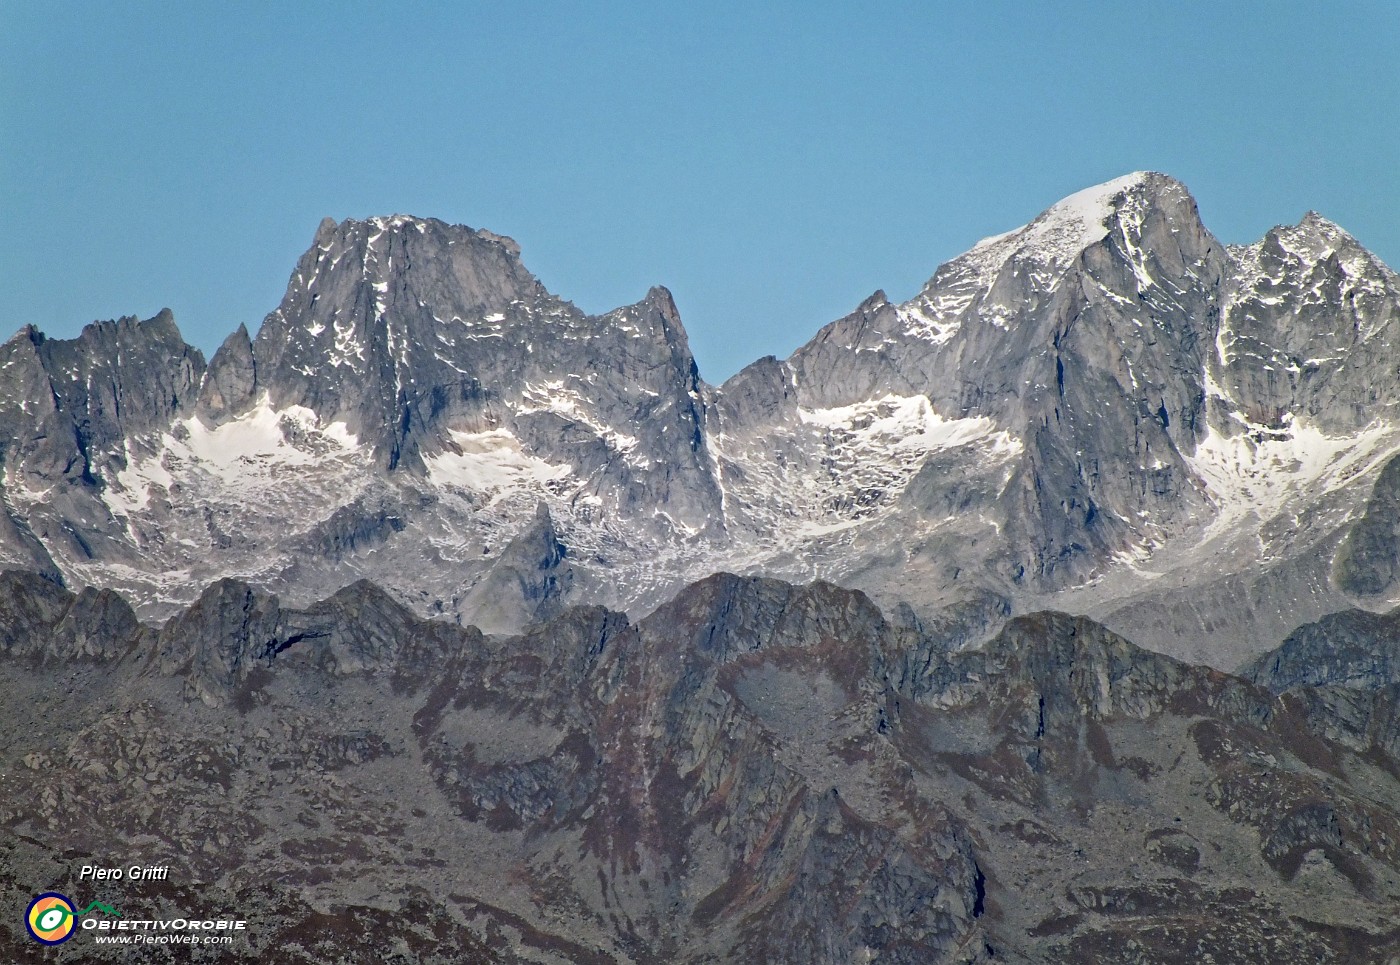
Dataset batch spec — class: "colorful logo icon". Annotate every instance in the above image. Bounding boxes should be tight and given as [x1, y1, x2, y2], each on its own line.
[25, 892, 76, 945]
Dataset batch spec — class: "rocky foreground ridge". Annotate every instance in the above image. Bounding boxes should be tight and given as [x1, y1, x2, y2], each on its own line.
[2, 570, 1399, 963]
[7, 175, 1400, 962]
[6, 174, 1400, 668]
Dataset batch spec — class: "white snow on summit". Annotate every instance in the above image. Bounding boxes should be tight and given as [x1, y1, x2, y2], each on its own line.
[969, 171, 1152, 270]
[895, 173, 1160, 340]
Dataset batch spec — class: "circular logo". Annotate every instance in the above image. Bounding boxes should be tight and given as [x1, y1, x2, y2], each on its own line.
[26, 892, 76, 945]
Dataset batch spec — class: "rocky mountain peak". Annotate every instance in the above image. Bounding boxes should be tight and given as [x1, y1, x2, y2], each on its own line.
[1247, 210, 1375, 271]
[788, 173, 1220, 407]
[4, 175, 1400, 680]
[237, 214, 723, 487]
[1215, 208, 1400, 433]
[253, 213, 548, 397]
[998, 171, 1171, 262]
[924, 172, 1201, 301]
[765, 173, 1228, 588]
[0, 309, 205, 489]
[196, 323, 256, 421]
[454, 501, 576, 635]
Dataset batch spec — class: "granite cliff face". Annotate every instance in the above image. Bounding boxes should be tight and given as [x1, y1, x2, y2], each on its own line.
[3, 173, 1400, 961]
[1244, 605, 1400, 693]
[2, 173, 1400, 663]
[0, 215, 730, 630]
[2, 573, 1399, 962]
[1216, 212, 1400, 432]
[0, 311, 204, 580]
[731, 174, 1224, 587]
[707, 173, 1400, 666]
[247, 215, 719, 517]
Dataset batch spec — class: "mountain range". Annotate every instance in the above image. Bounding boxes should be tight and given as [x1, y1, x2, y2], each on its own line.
[5, 172, 1400, 667]
[3, 173, 1400, 961]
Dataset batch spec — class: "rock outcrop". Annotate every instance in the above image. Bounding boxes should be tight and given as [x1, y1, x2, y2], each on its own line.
[2, 174, 1400, 673]
[2, 571, 1399, 961]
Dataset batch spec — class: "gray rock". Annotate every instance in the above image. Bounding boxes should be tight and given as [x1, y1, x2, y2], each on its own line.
[1217, 213, 1400, 432]
[0, 310, 204, 486]
[1244, 606, 1400, 692]
[0, 570, 1396, 962]
[0, 570, 143, 662]
[1335, 451, 1400, 597]
[196, 323, 257, 422]
[748, 173, 1225, 587]
[0, 175, 1398, 677]
[457, 501, 576, 634]
[248, 217, 724, 536]
[155, 578, 284, 703]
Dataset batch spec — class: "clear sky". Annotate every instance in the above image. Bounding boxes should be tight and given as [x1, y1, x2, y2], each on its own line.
[3, 2, 1398, 382]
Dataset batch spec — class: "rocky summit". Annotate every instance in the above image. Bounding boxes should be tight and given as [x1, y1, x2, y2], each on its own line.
[4, 174, 1400, 665]
[3, 174, 1400, 961]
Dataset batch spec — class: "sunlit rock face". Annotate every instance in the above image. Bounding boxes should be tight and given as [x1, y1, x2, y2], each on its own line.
[3, 175, 1400, 664]
[5, 174, 1400, 961]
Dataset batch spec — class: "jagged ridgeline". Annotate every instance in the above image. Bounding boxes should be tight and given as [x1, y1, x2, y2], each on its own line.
[1, 570, 1399, 962]
[4, 174, 1400, 669]
[4, 173, 1400, 961]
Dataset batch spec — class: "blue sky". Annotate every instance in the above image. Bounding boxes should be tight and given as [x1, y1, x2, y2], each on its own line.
[3, 2, 1398, 382]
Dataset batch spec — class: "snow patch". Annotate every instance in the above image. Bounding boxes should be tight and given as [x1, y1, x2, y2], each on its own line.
[425, 428, 572, 502]
[1188, 418, 1398, 536]
[102, 398, 362, 517]
[704, 393, 1022, 545]
[799, 393, 1012, 455]
[517, 381, 640, 456]
[107, 442, 174, 515]
[895, 301, 961, 345]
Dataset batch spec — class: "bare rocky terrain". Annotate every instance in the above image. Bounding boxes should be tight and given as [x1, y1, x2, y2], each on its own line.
[2, 572, 1399, 962]
[5, 173, 1400, 961]
[4, 174, 1400, 670]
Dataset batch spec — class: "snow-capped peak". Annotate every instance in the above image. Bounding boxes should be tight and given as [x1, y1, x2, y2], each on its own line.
[897, 172, 1180, 339]
[969, 171, 1161, 267]
[366, 214, 428, 231]
[1230, 210, 1400, 300]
